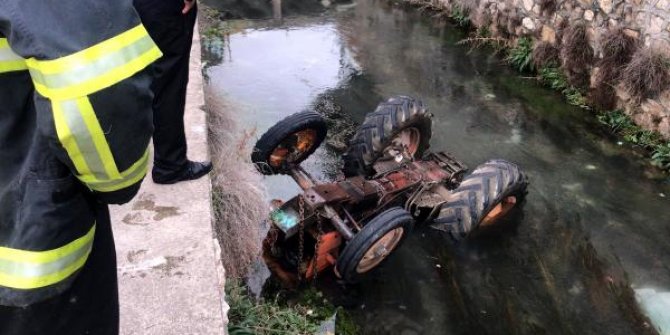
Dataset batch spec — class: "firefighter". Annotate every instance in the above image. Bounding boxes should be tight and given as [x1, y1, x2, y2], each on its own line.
[0, 1, 162, 334]
[134, 0, 213, 184]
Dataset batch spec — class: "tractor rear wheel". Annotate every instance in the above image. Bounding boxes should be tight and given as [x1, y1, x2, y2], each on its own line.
[432, 159, 528, 240]
[342, 96, 431, 177]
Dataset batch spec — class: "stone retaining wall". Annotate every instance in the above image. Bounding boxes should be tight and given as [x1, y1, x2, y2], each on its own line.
[418, 0, 670, 138]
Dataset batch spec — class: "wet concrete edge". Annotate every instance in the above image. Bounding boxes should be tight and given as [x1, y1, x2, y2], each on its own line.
[109, 19, 228, 335]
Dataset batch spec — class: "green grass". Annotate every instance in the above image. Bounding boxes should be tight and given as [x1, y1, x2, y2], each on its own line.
[538, 67, 589, 108]
[652, 143, 670, 169]
[506, 37, 534, 72]
[450, 6, 470, 27]
[597, 110, 670, 171]
[227, 281, 359, 335]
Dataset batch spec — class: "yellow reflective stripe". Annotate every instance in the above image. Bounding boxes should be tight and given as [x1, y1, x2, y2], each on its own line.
[53, 96, 148, 192]
[76, 98, 122, 179]
[26, 24, 162, 100]
[0, 38, 27, 73]
[0, 224, 95, 289]
[83, 148, 149, 192]
[52, 100, 94, 178]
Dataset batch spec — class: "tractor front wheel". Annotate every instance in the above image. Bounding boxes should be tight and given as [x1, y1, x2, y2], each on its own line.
[335, 207, 414, 283]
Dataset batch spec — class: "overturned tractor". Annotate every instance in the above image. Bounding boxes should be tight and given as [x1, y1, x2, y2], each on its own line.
[252, 96, 528, 286]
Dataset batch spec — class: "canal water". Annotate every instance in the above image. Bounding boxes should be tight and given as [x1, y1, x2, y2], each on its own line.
[202, 1, 670, 334]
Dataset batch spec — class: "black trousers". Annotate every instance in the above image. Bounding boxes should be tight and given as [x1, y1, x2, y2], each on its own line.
[134, 0, 198, 176]
[0, 204, 119, 335]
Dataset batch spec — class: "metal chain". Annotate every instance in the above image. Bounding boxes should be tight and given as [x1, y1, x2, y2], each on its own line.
[297, 195, 306, 279]
[311, 212, 324, 282]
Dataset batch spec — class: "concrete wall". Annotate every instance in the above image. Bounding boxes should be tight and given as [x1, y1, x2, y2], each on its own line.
[418, 0, 670, 138]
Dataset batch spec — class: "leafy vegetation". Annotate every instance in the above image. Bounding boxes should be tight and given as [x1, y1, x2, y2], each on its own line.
[227, 281, 359, 335]
[652, 143, 670, 170]
[538, 67, 588, 107]
[597, 110, 670, 170]
[506, 37, 534, 72]
[450, 6, 470, 28]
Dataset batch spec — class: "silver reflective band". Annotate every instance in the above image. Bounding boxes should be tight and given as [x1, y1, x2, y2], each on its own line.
[28, 34, 156, 90]
[0, 45, 23, 62]
[0, 241, 92, 279]
[59, 99, 111, 181]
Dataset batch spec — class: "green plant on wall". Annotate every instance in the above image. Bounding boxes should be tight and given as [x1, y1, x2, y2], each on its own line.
[506, 37, 534, 72]
[597, 109, 634, 133]
[450, 6, 470, 27]
[652, 143, 670, 169]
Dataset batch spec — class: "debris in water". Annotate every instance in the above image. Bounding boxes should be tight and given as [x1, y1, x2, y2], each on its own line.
[660, 193, 666, 198]
[617, 141, 624, 145]
[435, 264, 442, 268]
[484, 93, 496, 100]
[399, 305, 407, 310]
[585, 164, 597, 170]
[568, 282, 583, 295]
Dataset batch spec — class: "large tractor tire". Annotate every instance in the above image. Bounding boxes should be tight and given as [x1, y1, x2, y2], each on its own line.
[342, 96, 432, 177]
[335, 207, 414, 283]
[252, 112, 327, 175]
[432, 159, 528, 240]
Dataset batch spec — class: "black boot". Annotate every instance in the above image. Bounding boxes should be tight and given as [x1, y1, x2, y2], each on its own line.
[152, 160, 212, 185]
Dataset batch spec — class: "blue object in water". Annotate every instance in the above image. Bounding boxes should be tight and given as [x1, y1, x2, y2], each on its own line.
[270, 209, 299, 232]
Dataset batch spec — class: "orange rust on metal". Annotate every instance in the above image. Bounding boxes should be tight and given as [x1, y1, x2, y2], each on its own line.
[305, 231, 342, 278]
[295, 129, 317, 152]
[302, 160, 452, 208]
[269, 147, 289, 167]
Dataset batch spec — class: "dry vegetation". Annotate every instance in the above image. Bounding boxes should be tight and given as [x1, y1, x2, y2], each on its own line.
[621, 48, 670, 102]
[591, 28, 639, 110]
[560, 23, 594, 87]
[206, 86, 268, 279]
[538, 0, 557, 16]
[532, 41, 560, 69]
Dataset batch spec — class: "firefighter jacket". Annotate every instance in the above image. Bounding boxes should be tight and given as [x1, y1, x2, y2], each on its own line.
[0, 1, 162, 306]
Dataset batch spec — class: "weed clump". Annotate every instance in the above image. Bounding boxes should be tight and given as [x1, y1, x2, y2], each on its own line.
[450, 5, 470, 28]
[532, 42, 560, 69]
[538, 0, 557, 16]
[652, 143, 670, 169]
[590, 28, 639, 110]
[599, 28, 639, 79]
[226, 281, 359, 335]
[560, 23, 594, 87]
[621, 48, 670, 102]
[539, 67, 588, 107]
[597, 109, 670, 170]
[506, 37, 534, 72]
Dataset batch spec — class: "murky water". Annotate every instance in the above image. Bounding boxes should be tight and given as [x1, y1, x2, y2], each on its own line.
[202, 1, 670, 334]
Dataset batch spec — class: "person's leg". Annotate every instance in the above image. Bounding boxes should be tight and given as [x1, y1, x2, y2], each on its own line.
[0, 204, 119, 335]
[143, 9, 192, 175]
[135, 3, 210, 183]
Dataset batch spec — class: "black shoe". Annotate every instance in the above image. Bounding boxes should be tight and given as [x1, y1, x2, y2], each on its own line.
[152, 161, 213, 185]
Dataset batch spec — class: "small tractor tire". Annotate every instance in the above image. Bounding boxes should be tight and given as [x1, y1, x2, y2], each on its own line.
[335, 207, 414, 283]
[432, 159, 528, 240]
[342, 96, 432, 177]
[252, 112, 327, 175]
